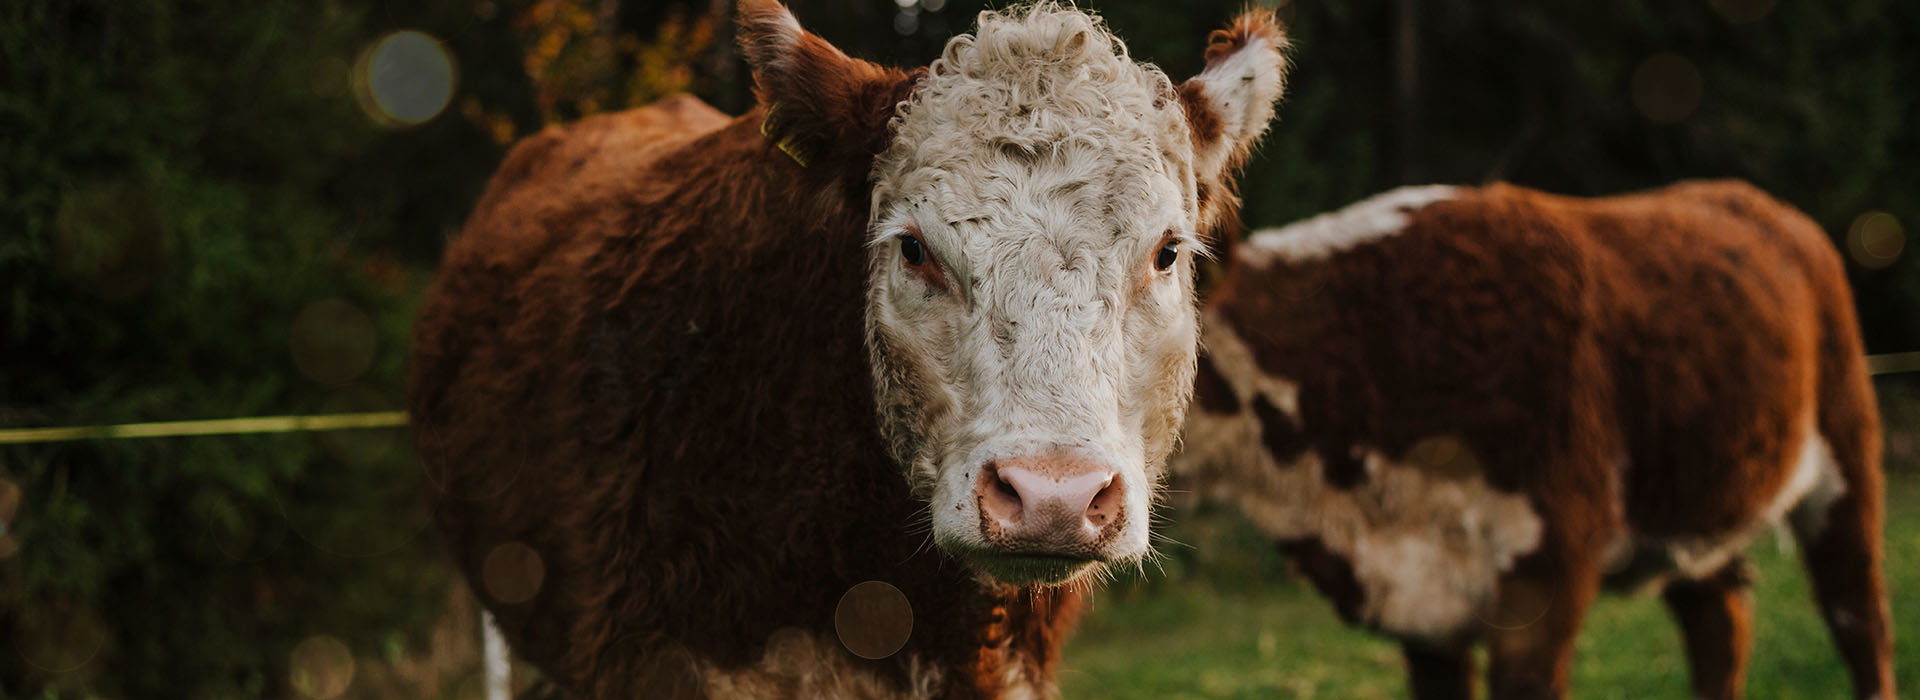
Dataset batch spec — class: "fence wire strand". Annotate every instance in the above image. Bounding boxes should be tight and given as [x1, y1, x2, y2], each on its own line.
[0, 352, 1916, 446]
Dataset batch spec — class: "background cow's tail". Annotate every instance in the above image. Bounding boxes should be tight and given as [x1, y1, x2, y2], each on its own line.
[1801, 217, 1896, 698]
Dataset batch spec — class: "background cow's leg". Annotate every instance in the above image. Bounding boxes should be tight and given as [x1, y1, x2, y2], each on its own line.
[1401, 641, 1475, 700]
[1662, 558, 1755, 700]
[1798, 339, 1896, 700]
[1795, 263, 1897, 699]
[1793, 461, 1895, 698]
[1483, 535, 1603, 699]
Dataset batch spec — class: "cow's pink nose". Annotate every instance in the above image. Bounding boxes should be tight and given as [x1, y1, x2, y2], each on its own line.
[976, 455, 1124, 553]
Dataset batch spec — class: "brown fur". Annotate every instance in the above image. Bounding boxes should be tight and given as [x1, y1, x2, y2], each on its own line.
[410, 2, 1271, 697]
[738, 0, 925, 208]
[1193, 181, 1892, 698]
[411, 33, 1057, 700]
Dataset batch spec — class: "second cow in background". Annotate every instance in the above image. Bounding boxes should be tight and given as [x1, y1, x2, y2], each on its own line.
[1174, 181, 1893, 699]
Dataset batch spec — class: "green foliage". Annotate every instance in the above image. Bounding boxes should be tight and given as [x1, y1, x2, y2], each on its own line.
[0, 1, 495, 696]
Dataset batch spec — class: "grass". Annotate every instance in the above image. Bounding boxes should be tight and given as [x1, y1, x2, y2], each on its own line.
[1060, 470, 1920, 699]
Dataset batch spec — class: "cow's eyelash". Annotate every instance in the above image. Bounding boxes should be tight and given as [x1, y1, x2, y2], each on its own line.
[1163, 232, 1211, 261]
[868, 229, 912, 248]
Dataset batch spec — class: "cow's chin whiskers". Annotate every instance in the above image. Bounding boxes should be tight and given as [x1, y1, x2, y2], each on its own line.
[943, 544, 1148, 589]
[974, 554, 1104, 588]
[933, 538, 1110, 587]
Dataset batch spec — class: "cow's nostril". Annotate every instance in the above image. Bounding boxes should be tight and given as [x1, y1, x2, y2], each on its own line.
[1085, 476, 1121, 528]
[976, 462, 1026, 528]
[993, 471, 1021, 505]
[977, 456, 1123, 548]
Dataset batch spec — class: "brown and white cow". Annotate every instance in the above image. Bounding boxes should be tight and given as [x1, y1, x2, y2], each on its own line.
[1176, 181, 1893, 699]
[408, 2, 1288, 697]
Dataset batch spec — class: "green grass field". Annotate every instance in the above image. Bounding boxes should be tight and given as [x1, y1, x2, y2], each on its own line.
[1060, 470, 1920, 699]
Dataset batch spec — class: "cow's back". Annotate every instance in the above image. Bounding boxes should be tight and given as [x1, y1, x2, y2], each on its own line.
[1216, 184, 1614, 494]
[1529, 181, 1853, 538]
[1357, 181, 1852, 538]
[447, 94, 727, 273]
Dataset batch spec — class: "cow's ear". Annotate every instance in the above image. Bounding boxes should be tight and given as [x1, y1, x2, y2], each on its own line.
[1180, 9, 1291, 179]
[738, 0, 922, 175]
[1178, 9, 1290, 241]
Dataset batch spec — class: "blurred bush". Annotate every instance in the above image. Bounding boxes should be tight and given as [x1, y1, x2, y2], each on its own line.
[0, 1, 451, 696]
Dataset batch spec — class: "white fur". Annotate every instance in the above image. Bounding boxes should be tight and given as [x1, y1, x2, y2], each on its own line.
[1772, 420, 1843, 523]
[1246, 185, 1459, 263]
[1657, 415, 1848, 580]
[746, 3, 810, 74]
[1174, 318, 1543, 641]
[861, 3, 1282, 583]
[769, 5, 802, 38]
[1594, 411, 1850, 594]
[1788, 427, 1850, 544]
[1187, 31, 1288, 181]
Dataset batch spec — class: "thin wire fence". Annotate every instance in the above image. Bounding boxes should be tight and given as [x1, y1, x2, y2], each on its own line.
[0, 412, 408, 445]
[0, 351, 1914, 696]
[3, 353, 1916, 446]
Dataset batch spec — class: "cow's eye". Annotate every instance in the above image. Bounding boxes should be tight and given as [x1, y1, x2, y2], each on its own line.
[1154, 240, 1180, 272]
[901, 235, 929, 267]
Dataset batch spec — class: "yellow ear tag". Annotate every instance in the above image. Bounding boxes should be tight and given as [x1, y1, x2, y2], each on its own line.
[760, 102, 812, 168]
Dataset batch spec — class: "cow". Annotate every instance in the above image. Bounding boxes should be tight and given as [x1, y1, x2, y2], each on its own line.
[1175, 180, 1893, 699]
[407, 1, 1290, 697]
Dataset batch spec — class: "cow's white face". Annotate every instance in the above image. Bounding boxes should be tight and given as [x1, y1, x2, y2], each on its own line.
[738, 0, 1288, 586]
[864, 185, 1197, 583]
[859, 6, 1284, 585]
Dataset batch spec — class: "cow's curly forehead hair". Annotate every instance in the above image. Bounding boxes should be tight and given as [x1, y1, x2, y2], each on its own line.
[872, 2, 1196, 215]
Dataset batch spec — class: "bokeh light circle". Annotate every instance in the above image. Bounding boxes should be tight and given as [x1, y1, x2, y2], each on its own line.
[764, 625, 812, 657]
[1709, 0, 1775, 23]
[481, 541, 546, 604]
[275, 479, 426, 559]
[834, 580, 913, 659]
[187, 487, 259, 562]
[309, 55, 349, 99]
[316, 385, 401, 467]
[289, 298, 378, 386]
[289, 634, 356, 699]
[1631, 52, 1703, 124]
[629, 640, 703, 699]
[353, 30, 457, 127]
[1848, 211, 1905, 270]
[418, 419, 533, 500]
[452, 672, 489, 700]
[0, 477, 19, 527]
[1404, 434, 1483, 481]
[12, 597, 108, 673]
[52, 179, 167, 302]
